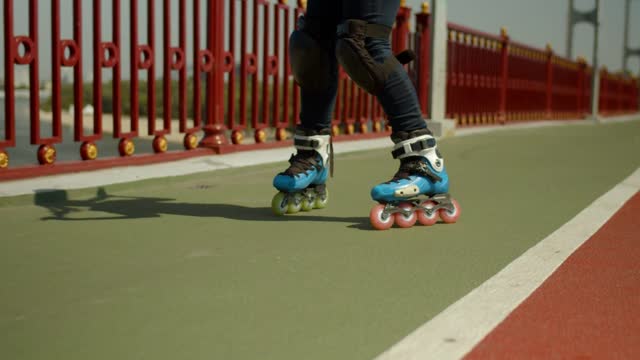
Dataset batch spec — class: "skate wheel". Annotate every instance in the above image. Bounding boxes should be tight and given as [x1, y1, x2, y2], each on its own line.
[301, 196, 315, 212]
[314, 188, 329, 209]
[417, 201, 439, 226]
[370, 204, 394, 230]
[287, 193, 303, 214]
[439, 199, 461, 224]
[271, 192, 288, 216]
[394, 202, 417, 228]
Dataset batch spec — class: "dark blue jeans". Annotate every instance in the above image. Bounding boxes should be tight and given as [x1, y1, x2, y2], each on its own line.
[300, 0, 427, 133]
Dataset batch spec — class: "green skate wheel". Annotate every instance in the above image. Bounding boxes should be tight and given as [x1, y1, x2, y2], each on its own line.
[314, 188, 329, 209]
[271, 192, 288, 216]
[287, 193, 303, 214]
[301, 196, 315, 212]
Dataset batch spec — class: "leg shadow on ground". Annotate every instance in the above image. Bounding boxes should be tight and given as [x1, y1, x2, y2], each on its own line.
[33, 188, 372, 229]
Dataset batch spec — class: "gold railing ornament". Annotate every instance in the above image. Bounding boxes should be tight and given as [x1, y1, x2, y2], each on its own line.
[421, 2, 430, 14]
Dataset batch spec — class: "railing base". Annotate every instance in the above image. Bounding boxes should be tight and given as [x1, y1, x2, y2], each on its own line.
[200, 124, 231, 153]
[0, 149, 215, 182]
[0, 131, 393, 182]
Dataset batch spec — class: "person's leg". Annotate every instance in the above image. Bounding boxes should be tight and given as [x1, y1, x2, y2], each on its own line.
[337, 1, 459, 229]
[296, 0, 341, 131]
[270, 0, 340, 215]
[341, 0, 426, 133]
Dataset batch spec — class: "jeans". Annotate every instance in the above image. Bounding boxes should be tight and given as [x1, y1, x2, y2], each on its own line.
[300, 0, 427, 134]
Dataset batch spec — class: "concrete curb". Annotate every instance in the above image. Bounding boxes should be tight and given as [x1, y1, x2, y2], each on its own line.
[1, 114, 638, 198]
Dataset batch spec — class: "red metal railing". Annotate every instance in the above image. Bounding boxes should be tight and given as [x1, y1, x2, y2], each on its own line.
[599, 69, 640, 115]
[441, 22, 609, 126]
[445, 23, 504, 125]
[0, 0, 638, 179]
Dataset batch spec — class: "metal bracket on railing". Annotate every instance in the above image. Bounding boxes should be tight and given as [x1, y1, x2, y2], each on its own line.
[60, 40, 80, 67]
[13, 36, 35, 65]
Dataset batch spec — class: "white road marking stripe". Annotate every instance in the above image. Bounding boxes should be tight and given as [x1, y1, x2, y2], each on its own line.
[373, 167, 640, 360]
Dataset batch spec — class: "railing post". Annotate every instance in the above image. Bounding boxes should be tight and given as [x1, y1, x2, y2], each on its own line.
[415, 2, 431, 116]
[428, 0, 446, 121]
[599, 68, 607, 115]
[617, 74, 624, 113]
[590, 0, 601, 120]
[577, 56, 586, 117]
[426, 0, 456, 137]
[200, 0, 230, 151]
[498, 27, 509, 124]
[545, 43, 553, 119]
[1, 0, 16, 169]
[636, 77, 640, 111]
[394, 0, 412, 54]
[636, 77, 640, 112]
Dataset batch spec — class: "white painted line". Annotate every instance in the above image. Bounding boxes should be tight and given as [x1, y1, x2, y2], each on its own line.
[373, 167, 640, 360]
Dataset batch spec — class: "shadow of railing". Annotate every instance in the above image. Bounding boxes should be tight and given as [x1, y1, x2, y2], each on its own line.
[33, 188, 371, 230]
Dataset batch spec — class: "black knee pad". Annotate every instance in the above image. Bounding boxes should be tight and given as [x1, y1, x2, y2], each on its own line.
[289, 16, 337, 93]
[336, 19, 415, 95]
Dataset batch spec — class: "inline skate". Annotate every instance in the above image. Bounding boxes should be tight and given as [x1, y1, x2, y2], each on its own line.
[369, 129, 460, 230]
[271, 127, 332, 216]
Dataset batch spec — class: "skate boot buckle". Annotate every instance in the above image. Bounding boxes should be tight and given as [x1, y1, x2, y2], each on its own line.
[394, 185, 420, 198]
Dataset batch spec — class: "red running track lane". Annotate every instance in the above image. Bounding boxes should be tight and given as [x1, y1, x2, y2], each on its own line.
[465, 191, 640, 360]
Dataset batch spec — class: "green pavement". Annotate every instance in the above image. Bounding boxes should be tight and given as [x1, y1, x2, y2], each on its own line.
[1, 119, 639, 360]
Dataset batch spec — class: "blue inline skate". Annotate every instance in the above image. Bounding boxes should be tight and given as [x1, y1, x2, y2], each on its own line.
[271, 128, 332, 216]
[369, 129, 460, 230]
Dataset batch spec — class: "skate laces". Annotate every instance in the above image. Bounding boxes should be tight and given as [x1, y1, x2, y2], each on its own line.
[386, 157, 440, 183]
[386, 162, 415, 183]
[282, 150, 320, 177]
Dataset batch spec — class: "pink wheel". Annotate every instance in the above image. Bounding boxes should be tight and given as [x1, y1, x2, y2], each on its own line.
[394, 202, 417, 228]
[439, 199, 461, 224]
[370, 204, 394, 231]
[417, 200, 439, 226]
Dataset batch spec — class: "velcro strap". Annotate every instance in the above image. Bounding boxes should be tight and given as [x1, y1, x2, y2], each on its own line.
[395, 49, 416, 65]
[294, 137, 320, 149]
[392, 137, 437, 159]
[337, 20, 391, 39]
[365, 23, 392, 38]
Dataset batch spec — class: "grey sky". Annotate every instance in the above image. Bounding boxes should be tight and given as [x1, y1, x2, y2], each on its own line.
[1, 0, 639, 82]
[410, 0, 640, 73]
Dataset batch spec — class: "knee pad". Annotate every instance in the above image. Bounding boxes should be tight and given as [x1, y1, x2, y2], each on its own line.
[289, 16, 337, 93]
[336, 19, 415, 95]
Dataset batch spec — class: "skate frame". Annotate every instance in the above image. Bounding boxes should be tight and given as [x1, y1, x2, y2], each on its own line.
[381, 193, 455, 218]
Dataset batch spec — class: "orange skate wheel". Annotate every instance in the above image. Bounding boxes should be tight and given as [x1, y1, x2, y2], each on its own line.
[439, 199, 461, 224]
[394, 202, 417, 228]
[370, 204, 395, 230]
